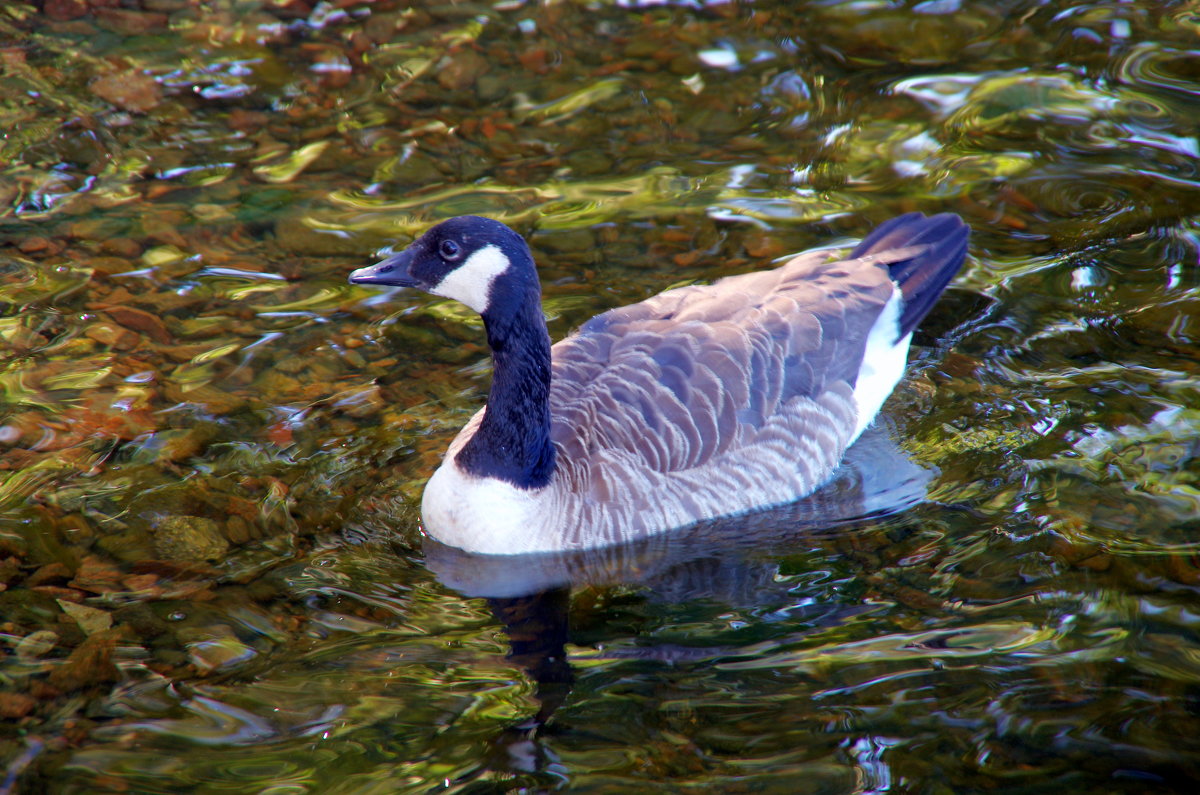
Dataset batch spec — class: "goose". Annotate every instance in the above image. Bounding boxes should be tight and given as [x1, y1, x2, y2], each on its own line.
[349, 213, 969, 555]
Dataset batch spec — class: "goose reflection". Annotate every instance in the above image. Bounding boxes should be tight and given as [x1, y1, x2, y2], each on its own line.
[423, 422, 935, 780]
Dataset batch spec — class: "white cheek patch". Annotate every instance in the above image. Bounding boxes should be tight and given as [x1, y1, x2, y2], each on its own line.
[429, 244, 510, 314]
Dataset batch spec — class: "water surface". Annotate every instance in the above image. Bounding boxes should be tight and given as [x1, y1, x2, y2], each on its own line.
[1, 0, 1199, 791]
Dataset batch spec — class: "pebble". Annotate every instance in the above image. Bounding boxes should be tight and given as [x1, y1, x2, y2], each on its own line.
[47, 629, 123, 691]
[0, 692, 36, 719]
[57, 601, 114, 635]
[18, 237, 50, 253]
[90, 70, 163, 113]
[15, 630, 59, 660]
[99, 238, 142, 258]
[84, 323, 140, 351]
[186, 627, 257, 673]
[94, 9, 169, 36]
[153, 516, 230, 562]
[437, 49, 489, 92]
[42, 0, 86, 22]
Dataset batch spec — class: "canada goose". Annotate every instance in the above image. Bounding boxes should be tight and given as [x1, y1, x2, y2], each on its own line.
[349, 213, 969, 555]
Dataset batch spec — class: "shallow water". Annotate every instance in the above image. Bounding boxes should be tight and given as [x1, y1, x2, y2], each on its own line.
[1, 0, 1199, 791]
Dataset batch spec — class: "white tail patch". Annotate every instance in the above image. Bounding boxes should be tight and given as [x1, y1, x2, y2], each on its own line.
[851, 287, 911, 443]
[429, 244, 510, 314]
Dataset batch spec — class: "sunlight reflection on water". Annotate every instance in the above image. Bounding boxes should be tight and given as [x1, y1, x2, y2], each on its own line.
[2, 0, 1200, 791]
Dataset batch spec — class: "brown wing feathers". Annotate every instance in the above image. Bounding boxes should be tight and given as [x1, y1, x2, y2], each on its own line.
[550, 250, 882, 479]
[545, 212, 967, 534]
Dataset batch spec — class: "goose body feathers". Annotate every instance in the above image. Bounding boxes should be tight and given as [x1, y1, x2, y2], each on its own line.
[349, 213, 969, 555]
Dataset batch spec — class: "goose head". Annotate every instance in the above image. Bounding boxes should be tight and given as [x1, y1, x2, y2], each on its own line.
[349, 215, 538, 317]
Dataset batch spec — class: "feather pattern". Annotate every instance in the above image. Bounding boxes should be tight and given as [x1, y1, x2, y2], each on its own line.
[535, 249, 903, 549]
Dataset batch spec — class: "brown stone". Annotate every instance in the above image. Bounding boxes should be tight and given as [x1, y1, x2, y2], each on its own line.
[44, 0, 88, 21]
[0, 692, 36, 719]
[84, 322, 139, 350]
[0, 557, 19, 585]
[228, 109, 269, 132]
[100, 305, 173, 343]
[100, 237, 142, 258]
[225, 515, 253, 544]
[48, 628, 124, 691]
[437, 49, 489, 92]
[58, 600, 113, 634]
[153, 516, 229, 562]
[32, 585, 86, 602]
[29, 681, 61, 700]
[69, 555, 123, 594]
[120, 573, 160, 593]
[744, 232, 786, 259]
[142, 216, 187, 248]
[17, 237, 50, 253]
[26, 561, 72, 588]
[94, 8, 169, 35]
[91, 70, 162, 113]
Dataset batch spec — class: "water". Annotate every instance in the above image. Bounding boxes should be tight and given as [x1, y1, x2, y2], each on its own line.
[1, 0, 1199, 791]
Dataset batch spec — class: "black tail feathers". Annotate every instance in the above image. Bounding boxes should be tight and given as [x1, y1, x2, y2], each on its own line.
[851, 212, 969, 338]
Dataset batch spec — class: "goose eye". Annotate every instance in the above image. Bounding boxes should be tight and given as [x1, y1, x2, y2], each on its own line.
[439, 240, 461, 260]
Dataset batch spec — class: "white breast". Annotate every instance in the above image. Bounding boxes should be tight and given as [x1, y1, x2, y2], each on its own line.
[422, 456, 554, 555]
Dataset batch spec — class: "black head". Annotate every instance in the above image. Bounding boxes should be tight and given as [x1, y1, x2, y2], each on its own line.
[348, 216, 536, 315]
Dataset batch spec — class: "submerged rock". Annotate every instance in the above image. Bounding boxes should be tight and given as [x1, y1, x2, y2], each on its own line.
[47, 628, 124, 692]
[57, 600, 114, 635]
[185, 627, 258, 673]
[90, 70, 162, 113]
[0, 692, 36, 719]
[15, 630, 59, 660]
[153, 516, 229, 562]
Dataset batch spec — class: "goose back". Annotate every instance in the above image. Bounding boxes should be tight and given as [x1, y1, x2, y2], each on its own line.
[537, 245, 919, 550]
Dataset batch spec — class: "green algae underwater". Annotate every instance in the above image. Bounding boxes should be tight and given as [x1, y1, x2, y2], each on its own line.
[2, 0, 1200, 791]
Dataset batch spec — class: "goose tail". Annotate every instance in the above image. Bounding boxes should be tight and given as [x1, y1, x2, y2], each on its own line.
[851, 212, 970, 337]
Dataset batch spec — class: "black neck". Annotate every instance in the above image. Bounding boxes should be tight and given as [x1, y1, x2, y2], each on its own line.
[455, 292, 556, 488]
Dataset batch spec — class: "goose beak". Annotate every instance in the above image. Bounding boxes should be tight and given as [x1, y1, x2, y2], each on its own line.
[349, 249, 419, 288]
